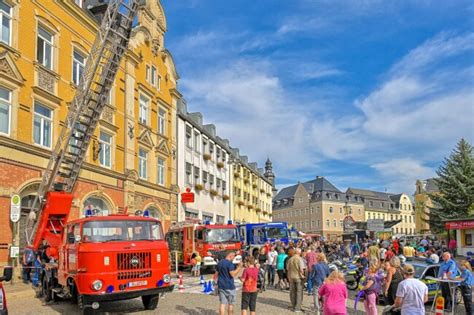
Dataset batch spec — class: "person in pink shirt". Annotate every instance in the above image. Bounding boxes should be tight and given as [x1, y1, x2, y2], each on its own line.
[318, 271, 348, 315]
[448, 238, 457, 257]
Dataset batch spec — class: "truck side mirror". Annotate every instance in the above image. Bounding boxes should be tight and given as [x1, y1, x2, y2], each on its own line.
[67, 232, 75, 244]
[0, 266, 12, 282]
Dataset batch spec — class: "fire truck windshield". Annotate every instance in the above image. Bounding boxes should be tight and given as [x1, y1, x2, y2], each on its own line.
[204, 228, 239, 243]
[266, 227, 288, 239]
[82, 220, 163, 242]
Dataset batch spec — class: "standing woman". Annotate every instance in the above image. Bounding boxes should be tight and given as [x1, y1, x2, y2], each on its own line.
[460, 260, 473, 315]
[384, 256, 403, 315]
[276, 248, 289, 290]
[318, 271, 348, 315]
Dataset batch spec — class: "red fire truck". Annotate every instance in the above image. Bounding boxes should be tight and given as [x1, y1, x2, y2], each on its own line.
[23, 2, 173, 314]
[166, 221, 242, 270]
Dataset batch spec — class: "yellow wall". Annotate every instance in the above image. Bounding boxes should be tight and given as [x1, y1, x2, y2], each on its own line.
[232, 163, 272, 223]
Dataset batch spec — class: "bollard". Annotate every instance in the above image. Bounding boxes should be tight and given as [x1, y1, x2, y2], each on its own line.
[178, 272, 184, 292]
[200, 275, 205, 285]
[435, 296, 444, 315]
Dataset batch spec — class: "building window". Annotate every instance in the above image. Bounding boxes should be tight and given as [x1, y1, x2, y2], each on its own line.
[150, 66, 157, 86]
[333, 219, 336, 227]
[369, 201, 373, 207]
[329, 207, 333, 214]
[202, 170, 207, 184]
[0, 86, 11, 135]
[185, 162, 192, 184]
[157, 158, 165, 185]
[0, 1, 11, 45]
[326, 220, 329, 227]
[209, 142, 214, 155]
[37, 26, 53, 70]
[339, 207, 342, 214]
[209, 174, 214, 187]
[33, 102, 52, 148]
[139, 94, 149, 125]
[194, 166, 200, 180]
[98, 131, 112, 168]
[317, 220, 320, 227]
[202, 139, 207, 153]
[222, 152, 226, 162]
[193, 132, 200, 152]
[216, 178, 221, 188]
[185, 125, 192, 148]
[216, 148, 221, 160]
[138, 149, 147, 179]
[222, 180, 227, 193]
[158, 108, 166, 135]
[340, 220, 343, 227]
[72, 50, 86, 85]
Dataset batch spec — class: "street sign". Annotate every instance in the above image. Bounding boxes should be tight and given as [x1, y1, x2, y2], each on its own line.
[343, 215, 356, 232]
[10, 194, 21, 223]
[367, 219, 384, 232]
[10, 246, 19, 258]
[181, 188, 195, 203]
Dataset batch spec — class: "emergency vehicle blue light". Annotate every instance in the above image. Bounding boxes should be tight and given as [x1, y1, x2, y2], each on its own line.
[85, 209, 93, 217]
[106, 285, 114, 293]
[227, 220, 233, 225]
[143, 209, 150, 217]
[204, 220, 211, 225]
[157, 280, 164, 287]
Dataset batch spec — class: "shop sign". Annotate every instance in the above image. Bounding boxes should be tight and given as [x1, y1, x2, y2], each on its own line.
[367, 219, 385, 232]
[445, 220, 474, 230]
[181, 188, 195, 203]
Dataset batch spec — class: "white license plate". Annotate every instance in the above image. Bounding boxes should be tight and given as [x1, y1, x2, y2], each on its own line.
[128, 280, 147, 288]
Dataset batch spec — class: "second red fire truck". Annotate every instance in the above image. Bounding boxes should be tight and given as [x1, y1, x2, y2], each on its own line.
[166, 221, 242, 270]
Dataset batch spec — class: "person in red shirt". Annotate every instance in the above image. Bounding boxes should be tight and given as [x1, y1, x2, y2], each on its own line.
[385, 246, 395, 262]
[393, 239, 399, 255]
[240, 256, 259, 315]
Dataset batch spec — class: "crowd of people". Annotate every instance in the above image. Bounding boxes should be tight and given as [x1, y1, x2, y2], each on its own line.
[213, 236, 473, 315]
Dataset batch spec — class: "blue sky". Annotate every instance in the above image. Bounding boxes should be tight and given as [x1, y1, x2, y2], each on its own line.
[161, 0, 474, 195]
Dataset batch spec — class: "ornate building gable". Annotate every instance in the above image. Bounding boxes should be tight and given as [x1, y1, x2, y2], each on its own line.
[0, 51, 25, 85]
[130, 1, 166, 53]
[161, 49, 179, 83]
[155, 138, 170, 156]
[138, 127, 154, 148]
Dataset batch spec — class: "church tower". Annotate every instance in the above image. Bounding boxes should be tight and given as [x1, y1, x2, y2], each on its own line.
[264, 157, 277, 196]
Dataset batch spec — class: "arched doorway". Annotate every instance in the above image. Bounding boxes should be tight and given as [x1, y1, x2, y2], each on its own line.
[18, 182, 40, 249]
[82, 195, 113, 217]
[145, 206, 163, 220]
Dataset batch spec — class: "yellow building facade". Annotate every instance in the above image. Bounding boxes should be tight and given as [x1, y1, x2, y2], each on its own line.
[0, 0, 179, 265]
[231, 157, 273, 223]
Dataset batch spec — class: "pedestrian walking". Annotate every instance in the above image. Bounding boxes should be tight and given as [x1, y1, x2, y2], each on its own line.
[240, 256, 259, 315]
[394, 264, 428, 315]
[318, 270, 348, 315]
[437, 252, 458, 310]
[459, 260, 473, 315]
[22, 247, 35, 283]
[384, 256, 403, 315]
[216, 251, 244, 315]
[309, 253, 330, 314]
[287, 247, 305, 313]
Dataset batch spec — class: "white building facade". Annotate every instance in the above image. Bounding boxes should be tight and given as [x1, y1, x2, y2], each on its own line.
[176, 100, 232, 223]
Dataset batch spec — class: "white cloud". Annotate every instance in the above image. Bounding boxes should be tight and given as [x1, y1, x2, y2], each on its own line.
[372, 158, 435, 193]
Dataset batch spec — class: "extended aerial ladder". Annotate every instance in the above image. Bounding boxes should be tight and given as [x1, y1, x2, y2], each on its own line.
[25, 0, 140, 250]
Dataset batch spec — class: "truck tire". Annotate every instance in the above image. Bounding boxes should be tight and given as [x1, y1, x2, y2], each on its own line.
[142, 294, 159, 310]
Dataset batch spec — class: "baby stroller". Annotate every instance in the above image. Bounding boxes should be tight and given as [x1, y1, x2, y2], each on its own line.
[257, 266, 266, 292]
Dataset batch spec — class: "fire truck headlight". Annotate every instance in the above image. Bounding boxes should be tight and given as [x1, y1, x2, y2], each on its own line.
[163, 274, 171, 283]
[104, 256, 110, 266]
[92, 280, 103, 291]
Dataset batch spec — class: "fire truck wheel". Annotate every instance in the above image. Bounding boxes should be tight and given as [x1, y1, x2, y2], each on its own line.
[78, 294, 98, 315]
[142, 294, 159, 310]
[42, 276, 53, 302]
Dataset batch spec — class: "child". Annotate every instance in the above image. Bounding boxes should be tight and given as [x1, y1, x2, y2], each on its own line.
[194, 252, 202, 277]
[190, 252, 198, 277]
[240, 256, 259, 315]
[460, 260, 473, 315]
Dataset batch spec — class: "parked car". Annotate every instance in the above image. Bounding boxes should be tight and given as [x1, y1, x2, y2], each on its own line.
[0, 266, 13, 315]
[411, 259, 462, 304]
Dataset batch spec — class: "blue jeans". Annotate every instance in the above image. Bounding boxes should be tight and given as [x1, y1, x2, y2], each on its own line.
[267, 265, 275, 286]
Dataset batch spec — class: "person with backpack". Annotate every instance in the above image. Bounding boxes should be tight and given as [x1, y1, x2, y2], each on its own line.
[361, 263, 381, 315]
[22, 247, 35, 283]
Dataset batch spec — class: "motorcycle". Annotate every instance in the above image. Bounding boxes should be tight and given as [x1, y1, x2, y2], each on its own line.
[344, 264, 363, 290]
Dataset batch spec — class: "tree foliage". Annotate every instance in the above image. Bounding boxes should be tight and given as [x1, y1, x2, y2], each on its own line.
[427, 138, 474, 233]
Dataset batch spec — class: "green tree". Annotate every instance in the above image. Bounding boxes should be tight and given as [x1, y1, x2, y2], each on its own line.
[427, 138, 474, 233]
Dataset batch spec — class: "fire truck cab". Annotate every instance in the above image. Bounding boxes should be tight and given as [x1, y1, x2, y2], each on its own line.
[166, 221, 242, 270]
[39, 209, 173, 314]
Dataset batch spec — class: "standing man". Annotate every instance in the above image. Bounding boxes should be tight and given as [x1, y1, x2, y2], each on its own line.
[305, 246, 317, 294]
[368, 241, 380, 262]
[394, 264, 428, 315]
[437, 252, 458, 311]
[216, 251, 243, 315]
[267, 245, 278, 287]
[287, 247, 305, 313]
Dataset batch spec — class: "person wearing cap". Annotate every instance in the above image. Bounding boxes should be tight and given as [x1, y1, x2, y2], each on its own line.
[437, 252, 458, 310]
[394, 264, 428, 315]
